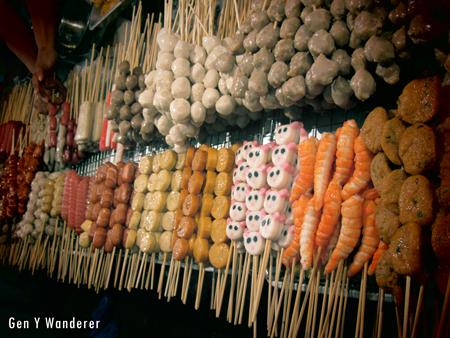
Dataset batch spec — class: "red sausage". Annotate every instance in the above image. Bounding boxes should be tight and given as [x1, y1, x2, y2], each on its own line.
[49, 132, 57, 147]
[49, 116, 57, 130]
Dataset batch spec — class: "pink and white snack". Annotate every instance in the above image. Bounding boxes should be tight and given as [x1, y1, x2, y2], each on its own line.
[272, 142, 298, 166]
[277, 225, 295, 248]
[231, 181, 250, 202]
[230, 200, 247, 222]
[243, 230, 265, 255]
[233, 161, 249, 184]
[267, 163, 295, 190]
[245, 209, 267, 231]
[246, 164, 272, 190]
[245, 188, 267, 211]
[260, 212, 286, 241]
[275, 121, 307, 145]
[240, 140, 260, 161]
[264, 189, 289, 214]
[226, 218, 246, 240]
[247, 144, 272, 168]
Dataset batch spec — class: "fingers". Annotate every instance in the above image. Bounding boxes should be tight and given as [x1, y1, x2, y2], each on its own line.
[36, 66, 44, 82]
[32, 74, 40, 94]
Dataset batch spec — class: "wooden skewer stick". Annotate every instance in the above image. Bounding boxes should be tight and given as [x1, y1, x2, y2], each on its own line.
[118, 249, 129, 291]
[269, 271, 289, 338]
[249, 255, 259, 327]
[114, 249, 123, 288]
[195, 262, 206, 310]
[359, 262, 369, 338]
[354, 272, 364, 338]
[183, 257, 194, 304]
[376, 289, 385, 338]
[158, 252, 168, 298]
[411, 284, 424, 338]
[437, 274, 450, 338]
[227, 245, 239, 322]
[135, 253, 148, 288]
[403, 276, 411, 338]
[238, 253, 252, 325]
[334, 275, 348, 338]
[181, 256, 189, 301]
[164, 257, 175, 298]
[310, 268, 322, 338]
[328, 265, 348, 338]
[105, 246, 116, 289]
[268, 248, 285, 330]
[216, 241, 234, 317]
[251, 240, 271, 323]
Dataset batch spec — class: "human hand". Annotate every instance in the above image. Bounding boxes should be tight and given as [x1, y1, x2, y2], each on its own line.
[32, 47, 67, 104]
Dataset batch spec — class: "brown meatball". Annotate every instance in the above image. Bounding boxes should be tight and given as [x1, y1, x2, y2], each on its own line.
[388, 2, 407, 26]
[253, 47, 275, 72]
[256, 23, 280, 50]
[381, 169, 408, 214]
[362, 107, 389, 153]
[268, 61, 289, 88]
[380, 117, 407, 165]
[389, 222, 424, 275]
[398, 175, 434, 227]
[371, 152, 392, 194]
[280, 17, 301, 39]
[399, 123, 436, 175]
[243, 30, 258, 53]
[251, 11, 270, 31]
[288, 52, 313, 77]
[294, 25, 313, 51]
[248, 70, 269, 97]
[267, 0, 286, 22]
[285, 0, 302, 18]
[375, 198, 401, 245]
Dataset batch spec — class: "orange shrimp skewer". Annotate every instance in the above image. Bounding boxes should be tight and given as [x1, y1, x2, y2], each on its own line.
[283, 195, 310, 268]
[333, 120, 360, 186]
[315, 181, 342, 248]
[321, 220, 341, 265]
[289, 137, 319, 203]
[341, 134, 374, 201]
[368, 241, 389, 276]
[300, 197, 322, 270]
[347, 199, 380, 278]
[324, 194, 364, 275]
[313, 133, 337, 211]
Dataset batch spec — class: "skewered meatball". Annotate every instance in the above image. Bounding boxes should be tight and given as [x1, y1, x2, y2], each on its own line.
[345, 0, 373, 14]
[158, 33, 179, 53]
[218, 78, 230, 95]
[351, 48, 367, 71]
[330, 20, 350, 47]
[114, 75, 127, 91]
[305, 9, 331, 33]
[288, 52, 313, 77]
[204, 69, 220, 88]
[243, 90, 264, 112]
[174, 40, 191, 59]
[251, 11, 271, 31]
[123, 90, 135, 105]
[256, 23, 280, 50]
[310, 54, 340, 86]
[248, 70, 269, 97]
[331, 49, 352, 76]
[171, 77, 191, 99]
[280, 18, 301, 39]
[202, 36, 222, 54]
[268, 0, 286, 22]
[240, 16, 253, 34]
[216, 52, 235, 73]
[190, 63, 206, 83]
[376, 63, 400, 85]
[172, 58, 191, 78]
[260, 88, 280, 109]
[238, 53, 254, 77]
[305, 70, 325, 97]
[350, 69, 376, 101]
[190, 45, 207, 64]
[227, 34, 246, 55]
[205, 45, 227, 70]
[294, 25, 313, 51]
[388, 2, 407, 26]
[331, 0, 347, 19]
[331, 77, 356, 109]
[253, 47, 275, 72]
[156, 52, 175, 71]
[191, 83, 205, 102]
[353, 11, 384, 42]
[244, 30, 259, 53]
[308, 30, 335, 59]
[392, 27, 411, 59]
[364, 36, 395, 63]
[285, 0, 302, 18]
[268, 61, 289, 88]
[408, 14, 442, 44]
[230, 74, 249, 98]
[275, 87, 294, 107]
[274, 39, 295, 62]
[282, 75, 306, 101]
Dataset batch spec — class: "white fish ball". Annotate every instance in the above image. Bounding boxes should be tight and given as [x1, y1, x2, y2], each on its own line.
[203, 69, 220, 88]
[172, 58, 190, 78]
[24, 212, 35, 224]
[169, 125, 187, 144]
[158, 33, 179, 52]
[190, 45, 207, 64]
[202, 36, 222, 54]
[205, 112, 217, 124]
[174, 141, 190, 154]
[156, 52, 175, 71]
[165, 134, 175, 147]
[189, 63, 206, 83]
[218, 78, 229, 95]
[159, 89, 174, 112]
[202, 88, 220, 109]
[191, 101, 206, 126]
[190, 83, 205, 102]
[216, 95, 236, 116]
[170, 98, 191, 123]
[179, 122, 198, 137]
[138, 89, 156, 109]
[156, 70, 174, 91]
[171, 77, 191, 99]
[174, 40, 191, 59]
[143, 107, 159, 121]
[145, 70, 161, 90]
[156, 115, 174, 136]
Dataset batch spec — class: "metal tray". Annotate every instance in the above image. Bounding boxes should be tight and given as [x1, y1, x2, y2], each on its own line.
[89, 0, 137, 30]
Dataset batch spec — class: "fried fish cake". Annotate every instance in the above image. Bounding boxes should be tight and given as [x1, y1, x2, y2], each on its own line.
[381, 169, 409, 214]
[398, 175, 434, 226]
[397, 76, 440, 124]
[381, 117, 407, 166]
[389, 222, 424, 275]
[376, 250, 400, 292]
[375, 198, 401, 245]
[361, 107, 389, 153]
[371, 152, 392, 194]
[431, 213, 450, 265]
[399, 123, 436, 175]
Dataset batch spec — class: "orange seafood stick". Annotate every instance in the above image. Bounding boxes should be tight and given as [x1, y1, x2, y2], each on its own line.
[290, 137, 319, 203]
[324, 194, 363, 275]
[368, 241, 389, 276]
[347, 199, 380, 278]
[313, 133, 337, 211]
[321, 221, 341, 265]
[283, 195, 310, 269]
[315, 181, 342, 248]
[300, 197, 322, 271]
[341, 134, 374, 201]
[333, 120, 360, 186]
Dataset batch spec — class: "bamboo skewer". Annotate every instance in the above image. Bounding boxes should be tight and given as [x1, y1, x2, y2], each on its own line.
[403, 276, 411, 338]
[437, 275, 450, 338]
